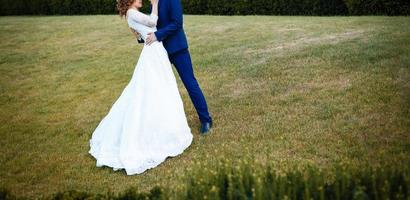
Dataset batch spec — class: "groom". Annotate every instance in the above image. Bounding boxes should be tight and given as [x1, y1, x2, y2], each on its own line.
[131, 0, 213, 135]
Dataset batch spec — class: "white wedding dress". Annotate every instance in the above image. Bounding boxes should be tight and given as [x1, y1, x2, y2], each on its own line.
[88, 8, 193, 175]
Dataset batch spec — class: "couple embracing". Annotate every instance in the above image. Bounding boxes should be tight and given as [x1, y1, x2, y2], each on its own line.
[88, 0, 213, 175]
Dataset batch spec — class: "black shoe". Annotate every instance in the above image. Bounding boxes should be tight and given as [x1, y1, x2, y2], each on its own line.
[200, 120, 213, 135]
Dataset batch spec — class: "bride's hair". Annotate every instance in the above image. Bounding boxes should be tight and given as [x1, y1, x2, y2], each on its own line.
[117, 0, 136, 18]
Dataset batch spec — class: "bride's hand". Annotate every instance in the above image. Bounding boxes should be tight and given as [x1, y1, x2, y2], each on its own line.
[150, 0, 158, 5]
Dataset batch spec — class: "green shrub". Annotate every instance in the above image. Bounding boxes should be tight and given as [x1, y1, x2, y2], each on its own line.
[1, 160, 408, 199]
[344, 0, 410, 15]
[0, 0, 408, 16]
[182, 160, 409, 200]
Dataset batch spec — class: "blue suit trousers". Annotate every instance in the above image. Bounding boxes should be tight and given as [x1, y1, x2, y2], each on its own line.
[168, 48, 212, 124]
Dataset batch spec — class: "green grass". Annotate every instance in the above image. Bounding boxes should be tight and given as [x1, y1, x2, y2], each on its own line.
[0, 15, 409, 198]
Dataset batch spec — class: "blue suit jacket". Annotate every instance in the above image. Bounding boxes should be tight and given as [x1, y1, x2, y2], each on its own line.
[153, 0, 188, 55]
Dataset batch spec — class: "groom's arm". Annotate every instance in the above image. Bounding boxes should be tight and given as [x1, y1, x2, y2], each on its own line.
[154, 0, 183, 41]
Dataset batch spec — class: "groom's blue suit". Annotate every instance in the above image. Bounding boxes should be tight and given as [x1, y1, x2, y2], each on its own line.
[153, 0, 212, 124]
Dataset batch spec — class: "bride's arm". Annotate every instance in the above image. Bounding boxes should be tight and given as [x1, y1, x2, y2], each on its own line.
[127, 8, 158, 28]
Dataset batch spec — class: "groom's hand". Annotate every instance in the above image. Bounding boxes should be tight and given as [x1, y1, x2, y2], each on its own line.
[146, 32, 157, 45]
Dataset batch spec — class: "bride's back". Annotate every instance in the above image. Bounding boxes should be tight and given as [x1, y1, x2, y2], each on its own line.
[126, 8, 158, 41]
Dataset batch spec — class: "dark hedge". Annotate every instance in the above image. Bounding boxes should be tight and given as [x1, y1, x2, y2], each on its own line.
[0, 0, 409, 16]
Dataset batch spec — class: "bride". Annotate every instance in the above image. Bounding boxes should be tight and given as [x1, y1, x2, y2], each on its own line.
[88, 0, 193, 175]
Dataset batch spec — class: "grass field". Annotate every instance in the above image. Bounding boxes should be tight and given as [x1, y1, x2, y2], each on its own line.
[0, 15, 409, 198]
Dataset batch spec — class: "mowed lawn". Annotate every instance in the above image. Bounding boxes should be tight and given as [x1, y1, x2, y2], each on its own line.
[0, 15, 409, 198]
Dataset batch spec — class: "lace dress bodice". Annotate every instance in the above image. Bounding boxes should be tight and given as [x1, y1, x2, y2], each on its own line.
[126, 8, 158, 41]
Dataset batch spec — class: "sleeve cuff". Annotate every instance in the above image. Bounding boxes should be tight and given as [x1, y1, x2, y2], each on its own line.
[150, 13, 158, 21]
[154, 31, 163, 41]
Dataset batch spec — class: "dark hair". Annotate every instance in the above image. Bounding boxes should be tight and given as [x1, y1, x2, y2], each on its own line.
[116, 0, 136, 18]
